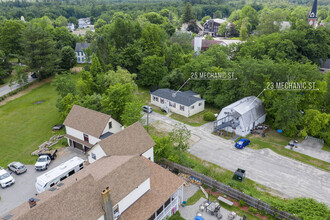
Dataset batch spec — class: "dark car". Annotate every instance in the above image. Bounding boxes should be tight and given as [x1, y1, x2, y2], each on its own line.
[52, 124, 64, 131]
[235, 138, 250, 149]
[8, 162, 27, 175]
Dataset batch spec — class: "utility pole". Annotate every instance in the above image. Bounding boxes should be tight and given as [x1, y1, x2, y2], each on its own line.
[147, 102, 149, 133]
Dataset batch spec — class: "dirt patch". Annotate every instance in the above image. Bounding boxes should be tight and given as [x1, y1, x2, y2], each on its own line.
[0, 77, 52, 106]
[33, 100, 45, 105]
[204, 188, 268, 220]
[71, 66, 83, 73]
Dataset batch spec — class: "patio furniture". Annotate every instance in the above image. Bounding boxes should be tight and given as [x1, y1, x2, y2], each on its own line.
[181, 201, 187, 207]
[206, 201, 220, 215]
[199, 204, 205, 212]
[227, 212, 236, 220]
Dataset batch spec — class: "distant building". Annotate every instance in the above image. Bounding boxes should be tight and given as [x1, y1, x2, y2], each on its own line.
[203, 18, 227, 36]
[66, 23, 75, 32]
[279, 21, 291, 31]
[75, 43, 91, 64]
[192, 36, 227, 53]
[308, 0, 318, 28]
[78, 17, 93, 29]
[20, 16, 25, 22]
[151, 89, 205, 117]
[214, 96, 266, 137]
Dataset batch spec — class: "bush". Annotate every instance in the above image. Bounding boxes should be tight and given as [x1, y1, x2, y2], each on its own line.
[203, 112, 216, 121]
[248, 207, 258, 214]
[212, 187, 216, 192]
[239, 199, 245, 207]
[259, 209, 267, 216]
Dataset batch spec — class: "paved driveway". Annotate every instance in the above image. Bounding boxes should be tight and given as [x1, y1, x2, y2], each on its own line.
[0, 75, 36, 97]
[147, 112, 330, 206]
[0, 147, 87, 215]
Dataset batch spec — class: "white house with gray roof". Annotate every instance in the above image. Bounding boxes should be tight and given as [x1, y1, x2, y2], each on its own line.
[75, 43, 91, 64]
[150, 89, 205, 117]
[215, 96, 266, 137]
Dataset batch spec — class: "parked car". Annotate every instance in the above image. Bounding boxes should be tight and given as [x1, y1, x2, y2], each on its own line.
[52, 124, 64, 131]
[235, 138, 250, 149]
[0, 169, 15, 188]
[8, 162, 27, 175]
[142, 105, 152, 113]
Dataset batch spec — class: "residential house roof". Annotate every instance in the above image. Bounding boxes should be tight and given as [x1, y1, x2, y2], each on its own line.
[63, 105, 111, 138]
[75, 43, 90, 52]
[3, 155, 150, 220]
[118, 157, 185, 220]
[151, 88, 204, 106]
[96, 122, 155, 156]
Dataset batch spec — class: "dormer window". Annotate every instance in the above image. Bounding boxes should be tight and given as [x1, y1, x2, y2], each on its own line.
[83, 134, 89, 142]
[109, 121, 112, 129]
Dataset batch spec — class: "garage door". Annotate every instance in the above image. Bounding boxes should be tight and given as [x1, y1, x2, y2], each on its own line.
[73, 141, 84, 151]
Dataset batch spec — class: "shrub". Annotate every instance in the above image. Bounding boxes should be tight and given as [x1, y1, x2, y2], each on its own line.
[203, 112, 216, 121]
[239, 199, 245, 207]
[259, 209, 267, 216]
[212, 187, 216, 192]
[248, 207, 258, 214]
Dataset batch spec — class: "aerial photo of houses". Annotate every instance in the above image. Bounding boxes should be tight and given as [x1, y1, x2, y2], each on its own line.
[0, 0, 329, 219]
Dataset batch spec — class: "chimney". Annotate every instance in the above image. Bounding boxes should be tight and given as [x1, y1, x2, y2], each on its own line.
[102, 187, 114, 220]
[28, 198, 37, 208]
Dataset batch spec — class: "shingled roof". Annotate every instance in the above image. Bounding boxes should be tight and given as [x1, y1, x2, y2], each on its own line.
[96, 122, 155, 156]
[63, 105, 111, 138]
[75, 43, 90, 52]
[151, 88, 204, 106]
[4, 155, 151, 220]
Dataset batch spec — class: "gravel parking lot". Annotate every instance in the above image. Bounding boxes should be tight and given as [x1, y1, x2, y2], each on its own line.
[0, 147, 87, 215]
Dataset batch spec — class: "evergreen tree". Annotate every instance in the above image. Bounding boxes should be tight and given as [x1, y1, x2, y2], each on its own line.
[21, 24, 59, 79]
[181, 3, 194, 23]
[60, 46, 77, 70]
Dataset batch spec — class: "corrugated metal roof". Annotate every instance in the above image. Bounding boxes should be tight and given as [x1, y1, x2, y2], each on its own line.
[151, 89, 204, 106]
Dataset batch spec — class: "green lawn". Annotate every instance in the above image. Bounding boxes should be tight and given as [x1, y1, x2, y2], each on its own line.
[170, 104, 219, 127]
[249, 130, 330, 172]
[0, 82, 63, 167]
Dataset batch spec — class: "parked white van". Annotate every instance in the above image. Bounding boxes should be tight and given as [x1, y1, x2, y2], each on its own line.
[35, 156, 85, 194]
[0, 169, 15, 188]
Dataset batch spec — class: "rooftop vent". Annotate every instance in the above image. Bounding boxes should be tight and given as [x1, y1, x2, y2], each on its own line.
[49, 187, 57, 191]
[57, 183, 64, 187]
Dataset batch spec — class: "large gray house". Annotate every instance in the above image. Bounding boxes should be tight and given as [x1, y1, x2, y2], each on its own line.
[75, 43, 91, 64]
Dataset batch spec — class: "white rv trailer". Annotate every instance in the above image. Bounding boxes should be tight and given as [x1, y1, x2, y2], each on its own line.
[35, 156, 85, 194]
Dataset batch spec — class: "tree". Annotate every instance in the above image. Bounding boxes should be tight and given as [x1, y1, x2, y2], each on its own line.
[120, 100, 144, 126]
[54, 27, 76, 49]
[240, 18, 249, 40]
[0, 50, 11, 84]
[256, 8, 286, 36]
[187, 19, 199, 34]
[57, 93, 80, 120]
[53, 72, 77, 98]
[68, 17, 78, 28]
[54, 16, 68, 27]
[169, 123, 191, 152]
[21, 24, 59, 79]
[141, 23, 167, 56]
[90, 54, 103, 78]
[165, 43, 185, 71]
[138, 55, 168, 87]
[143, 12, 164, 24]
[80, 93, 103, 112]
[94, 18, 107, 31]
[77, 70, 95, 96]
[9, 66, 28, 86]
[301, 109, 329, 137]
[84, 30, 96, 43]
[161, 22, 176, 36]
[60, 46, 77, 70]
[201, 15, 211, 25]
[182, 3, 194, 24]
[159, 9, 170, 18]
[101, 83, 135, 120]
[0, 20, 25, 56]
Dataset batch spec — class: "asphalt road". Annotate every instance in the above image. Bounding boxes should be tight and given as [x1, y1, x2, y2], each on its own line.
[146, 112, 330, 206]
[0, 75, 36, 97]
[0, 147, 87, 215]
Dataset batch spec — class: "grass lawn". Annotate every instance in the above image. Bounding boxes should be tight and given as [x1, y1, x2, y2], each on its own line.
[170, 104, 219, 127]
[249, 130, 330, 172]
[0, 82, 63, 167]
[322, 144, 330, 152]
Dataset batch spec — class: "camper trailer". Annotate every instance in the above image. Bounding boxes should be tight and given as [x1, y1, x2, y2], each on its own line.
[35, 156, 85, 194]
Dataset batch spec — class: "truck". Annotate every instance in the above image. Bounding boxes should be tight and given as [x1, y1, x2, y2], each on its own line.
[35, 149, 57, 171]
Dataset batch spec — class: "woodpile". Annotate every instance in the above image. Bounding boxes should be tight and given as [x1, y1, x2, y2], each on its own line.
[179, 173, 202, 186]
[31, 135, 65, 156]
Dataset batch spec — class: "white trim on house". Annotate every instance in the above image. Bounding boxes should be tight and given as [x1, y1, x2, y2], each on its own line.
[151, 95, 205, 117]
[88, 144, 106, 163]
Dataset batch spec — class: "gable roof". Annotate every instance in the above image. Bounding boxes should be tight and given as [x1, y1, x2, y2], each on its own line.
[63, 105, 111, 138]
[97, 122, 155, 156]
[4, 155, 151, 220]
[118, 157, 185, 220]
[75, 43, 90, 52]
[151, 89, 204, 106]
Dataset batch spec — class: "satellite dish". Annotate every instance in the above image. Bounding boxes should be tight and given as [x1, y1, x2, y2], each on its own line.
[172, 93, 176, 98]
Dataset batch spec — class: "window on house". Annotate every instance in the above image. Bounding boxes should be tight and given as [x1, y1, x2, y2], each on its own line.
[156, 205, 163, 216]
[199, 102, 202, 106]
[160, 99, 164, 104]
[153, 96, 157, 101]
[109, 121, 112, 129]
[169, 101, 172, 107]
[83, 134, 89, 142]
[91, 153, 96, 160]
[191, 105, 194, 109]
[165, 198, 171, 207]
[180, 105, 185, 111]
[78, 57, 80, 62]
[173, 103, 176, 108]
